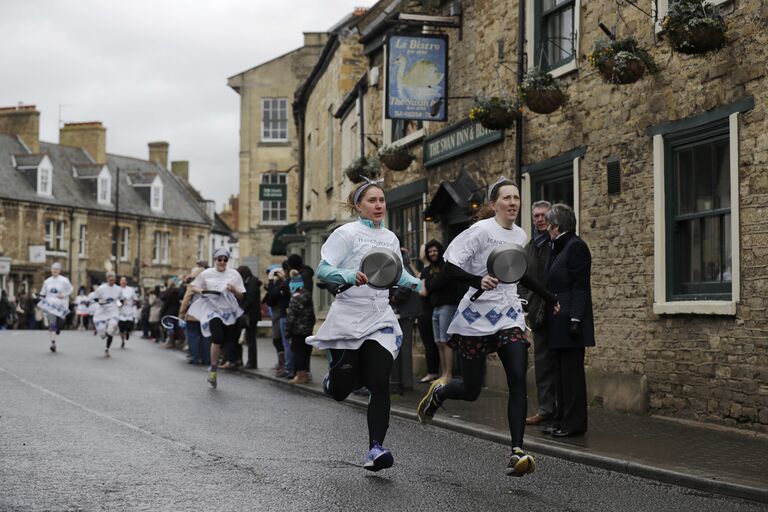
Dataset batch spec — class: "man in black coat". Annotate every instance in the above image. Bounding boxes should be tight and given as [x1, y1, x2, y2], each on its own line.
[542, 203, 595, 438]
[238, 265, 262, 369]
[520, 201, 557, 427]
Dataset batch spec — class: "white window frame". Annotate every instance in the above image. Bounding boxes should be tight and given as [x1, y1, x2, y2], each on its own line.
[97, 167, 111, 205]
[261, 97, 289, 142]
[56, 221, 66, 251]
[37, 166, 52, 197]
[196, 235, 205, 262]
[78, 224, 87, 257]
[654, 0, 730, 33]
[44, 219, 55, 250]
[153, 231, 161, 263]
[525, 0, 581, 79]
[260, 172, 288, 225]
[652, 112, 740, 316]
[161, 232, 170, 263]
[150, 177, 164, 212]
[120, 227, 130, 261]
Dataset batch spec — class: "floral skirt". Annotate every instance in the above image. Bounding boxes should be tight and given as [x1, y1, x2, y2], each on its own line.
[447, 327, 529, 360]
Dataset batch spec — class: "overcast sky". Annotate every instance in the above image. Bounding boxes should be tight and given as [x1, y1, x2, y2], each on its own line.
[0, 0, 374, 210]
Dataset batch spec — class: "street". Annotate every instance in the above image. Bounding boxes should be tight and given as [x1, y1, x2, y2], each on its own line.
[1, 329, 763, 512]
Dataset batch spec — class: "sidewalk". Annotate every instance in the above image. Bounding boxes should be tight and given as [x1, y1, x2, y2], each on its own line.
[239, 338, 767, 503]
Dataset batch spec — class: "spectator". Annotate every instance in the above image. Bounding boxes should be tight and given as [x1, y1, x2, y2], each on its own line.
[264, 266, 291, 377]
[160, 280, 181, 349]
[237, 265, 262, 369]
[0, 290, 12, 330]
[148, 286, 162, 341]
[521, 201, 556, 427]
[285, 270, 316, 384]
[287, 253, 315, 295]
[389, 241, 422, 393]
[416, 244, 440, 383]
[542, 203, 595, 438]
[74, 286, 91, 331]
[180, 267, 209, 365]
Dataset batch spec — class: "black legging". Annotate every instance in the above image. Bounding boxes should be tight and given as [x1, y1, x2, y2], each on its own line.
[327, 340, 394, 448]
[291, 335, 313, 372]
[437, 341, 528, 448]
[417, 309, 439, 375]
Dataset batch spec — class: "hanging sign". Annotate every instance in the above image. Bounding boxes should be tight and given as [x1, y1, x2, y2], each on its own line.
[386, 34, 448, 122]
[259, 184, 286, 201]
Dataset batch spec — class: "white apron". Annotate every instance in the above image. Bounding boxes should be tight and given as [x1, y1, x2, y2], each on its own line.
[187, 293, 243, 338]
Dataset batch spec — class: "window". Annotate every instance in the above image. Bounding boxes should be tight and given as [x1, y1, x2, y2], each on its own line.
[327, 110, 335, 190]
[665, 122, 731, 300]
[651, 102, 747, 315]
[388, 201, 422, 272]
[44, 220, 55, 250]
[535, 0, 576, 70]
[153, 231, 161, 263]
[56, 221, 66, 251]
[151, 182, 163, 212]
[113, 227, 130, 261]
[38, 167, 52, 196]
[196, 235, 205, 262]
[161, 232, 170, 263]
[79, 224, 87, 256]
[98, 176, 110, 204]
[261, 173, 287, 223]
[262, 98, 288, 141]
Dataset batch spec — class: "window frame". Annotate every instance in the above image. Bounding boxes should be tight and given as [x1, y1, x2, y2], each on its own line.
[196, 235, 205, 262]
[521, 152, 582, 238]
[526, 0, 581, 78]
[161, 232, 170, 263]
[150, 181, 163, 212]
[652, 113, 741, 315]
[153, 231, 161, 263]
[78, 224, 87, 257]
[38, 166, 52, 197]
[56, 221, 66, 251]
[44, 219, 55, 250]
[260, 172, 288, 225]
[261, 97, 289, 142]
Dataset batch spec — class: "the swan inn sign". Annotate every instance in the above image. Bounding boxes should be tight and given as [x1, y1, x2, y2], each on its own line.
[386, 34, 448, 121]
[422, 119, 503, 167]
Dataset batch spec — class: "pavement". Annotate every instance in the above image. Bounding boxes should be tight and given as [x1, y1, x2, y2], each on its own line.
[239, 337, 768, 504]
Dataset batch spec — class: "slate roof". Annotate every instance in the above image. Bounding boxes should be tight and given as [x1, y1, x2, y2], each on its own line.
[0, 134, 211, 225]
[14, 153, 46, 168]
[72, 163, 103, 178]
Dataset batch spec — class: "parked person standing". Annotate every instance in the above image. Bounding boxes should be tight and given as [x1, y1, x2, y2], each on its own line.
[423, 239, 467, 382]
[416, 177, 557, 477]
[309, 177, 422, 472]
[187, 247, 245, 389]
[180, 267, 208, 365]
[37, 262, 73, 352]
[519, 201, 557, 427]
[237, 265, 262, 369]
[416, 244, 440, 383]
[117, 276, 138, 349]
[541, 203, 595, 438]
[93, 271, 122, 357]
[285, 271, 315, 384]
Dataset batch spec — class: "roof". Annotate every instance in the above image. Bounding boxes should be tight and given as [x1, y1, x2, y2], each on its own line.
[423, 170, 482, 218]
[72, 163, 103, 178]
[14, 154, 46, 168]
[0, 133, 210, 225]
[125, 169, 158, 186]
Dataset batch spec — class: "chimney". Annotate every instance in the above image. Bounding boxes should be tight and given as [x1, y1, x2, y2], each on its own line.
[148, 141, 169, 169]
[171, 160, 189, 182]
[0, 104, 40, 153]
[303, 32, 328, 47]
[60, 122, 107, 164]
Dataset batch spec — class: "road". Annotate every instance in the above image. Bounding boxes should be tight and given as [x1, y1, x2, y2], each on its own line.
[1, 329, 763, 512]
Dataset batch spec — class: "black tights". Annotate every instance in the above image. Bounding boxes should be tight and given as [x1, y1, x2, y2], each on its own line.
[437, 341, 528, 448]
[328, 340, 394, 448]
[291, 335, 313, 372]
[106, 335, 113, 349]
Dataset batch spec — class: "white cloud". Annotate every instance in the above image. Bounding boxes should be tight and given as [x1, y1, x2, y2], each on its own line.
[0, 0, 374, 209]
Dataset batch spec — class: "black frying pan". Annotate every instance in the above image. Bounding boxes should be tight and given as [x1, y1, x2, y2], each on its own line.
[334, 248, 404, 294]
[469, 244, 528, 302]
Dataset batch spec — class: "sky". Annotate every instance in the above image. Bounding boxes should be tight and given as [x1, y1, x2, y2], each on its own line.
[0, 0, 375, 210]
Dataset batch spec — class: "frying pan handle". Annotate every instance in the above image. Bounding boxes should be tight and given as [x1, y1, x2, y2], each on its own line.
[336, 283, 353, 294]
[469, 288, 483, 302]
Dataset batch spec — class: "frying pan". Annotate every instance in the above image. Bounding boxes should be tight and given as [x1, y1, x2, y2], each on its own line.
[334, 248, 404, 294]
[469, 244, 528, 302]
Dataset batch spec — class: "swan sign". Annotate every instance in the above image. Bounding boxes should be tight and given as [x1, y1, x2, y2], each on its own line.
[386, 35, 448, 122]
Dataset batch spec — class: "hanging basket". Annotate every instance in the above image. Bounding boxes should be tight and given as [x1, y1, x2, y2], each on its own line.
[476, 106, 521, 130]
[379, 152, 414, 171]
[598, 57, 646, 85]
[668, 23, 726, 54]
[523, 89, 566, 114]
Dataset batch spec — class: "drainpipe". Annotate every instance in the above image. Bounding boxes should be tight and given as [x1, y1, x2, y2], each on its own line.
[295, 108, 305, 223]
[515, 0, 526, 195]
[68, 208, 75, 285]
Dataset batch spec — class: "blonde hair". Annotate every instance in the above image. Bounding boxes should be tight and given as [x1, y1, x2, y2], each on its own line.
[344, 184, 384, 216]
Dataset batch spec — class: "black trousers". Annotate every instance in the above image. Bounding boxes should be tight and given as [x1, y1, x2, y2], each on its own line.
[552, 347, 588, 432]
[290, 335, 313, 372]
[417, 310, 439, 375]
[328, 340, 394, 448]
[245, 320, 258, 367]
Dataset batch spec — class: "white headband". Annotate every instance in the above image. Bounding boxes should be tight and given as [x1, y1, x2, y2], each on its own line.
[353, 175, 384, 205]
[487, 176, 512, 200]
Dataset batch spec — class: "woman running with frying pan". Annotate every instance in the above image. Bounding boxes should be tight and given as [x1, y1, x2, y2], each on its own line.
[308, 176, 422, 472]
[417, 177, 558, 477]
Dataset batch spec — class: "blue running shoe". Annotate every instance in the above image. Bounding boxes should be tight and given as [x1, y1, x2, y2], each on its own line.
[364, 442, 394, 472]
[322, 373, 332, 396]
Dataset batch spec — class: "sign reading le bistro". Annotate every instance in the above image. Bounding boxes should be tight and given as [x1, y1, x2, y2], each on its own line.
[422, 120, 503, 167]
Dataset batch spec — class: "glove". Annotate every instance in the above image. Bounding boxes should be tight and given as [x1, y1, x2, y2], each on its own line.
[568, 320, 582, 338]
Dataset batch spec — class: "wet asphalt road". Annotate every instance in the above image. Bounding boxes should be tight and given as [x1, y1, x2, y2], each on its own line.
[1, 330, 764, 512]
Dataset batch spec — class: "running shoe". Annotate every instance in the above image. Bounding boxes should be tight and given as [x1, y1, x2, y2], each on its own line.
[207, 371, 218, 389]
[104, 349, 110, 358]
[506, 448, 536, 477]
[50, 344, 56, 353]
[363, 442, 394, 472]
[322, 373, 332, 397]
[121, 340, 125, 349]
[416, 379, 444, 425]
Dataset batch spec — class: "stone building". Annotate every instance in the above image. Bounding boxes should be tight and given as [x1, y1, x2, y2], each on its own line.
[0, 105, 212, 297]
[227, 32, 328, 277]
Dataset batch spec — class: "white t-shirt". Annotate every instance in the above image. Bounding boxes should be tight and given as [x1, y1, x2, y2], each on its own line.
[93, 283, 123, 322]
[444, 217, 529, 336]
[187, 268, 246, 337]
[38, 275, 73, 318]
[118, 286, 138, 321]
[192, 268, 245, 295]
[308, 221, 404, 359]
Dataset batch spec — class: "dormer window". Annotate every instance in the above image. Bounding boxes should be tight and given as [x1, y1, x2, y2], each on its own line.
[151, 177, 163, 212]
[36, 156, 54, 197]
[97, 167, 111, 205]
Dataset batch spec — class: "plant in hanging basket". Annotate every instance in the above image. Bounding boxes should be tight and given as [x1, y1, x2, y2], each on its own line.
[468, 95, 523, 130]
[344, 155, 381, 183]
[378, 144, 415, 171]
[588, 37, 658, 85]
[662, 0, 727, 54]
[519, 68, 567, 114]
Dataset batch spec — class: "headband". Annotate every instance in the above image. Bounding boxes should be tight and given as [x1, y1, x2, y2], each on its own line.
[352, 175, 384, 205]
[487, 175, 512, 200]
